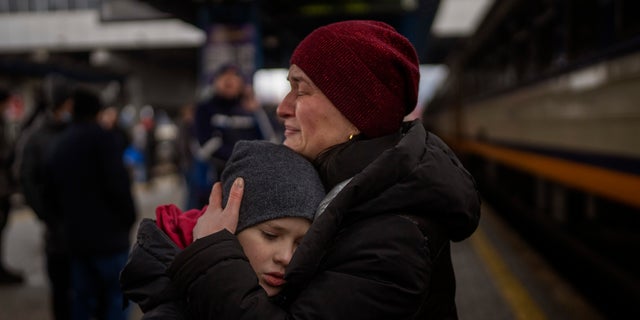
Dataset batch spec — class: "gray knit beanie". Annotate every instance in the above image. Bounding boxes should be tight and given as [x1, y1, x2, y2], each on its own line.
[222, 140, 326, 233]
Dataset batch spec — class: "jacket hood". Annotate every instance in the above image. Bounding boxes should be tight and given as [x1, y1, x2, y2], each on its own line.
[315, 120, 480, 242]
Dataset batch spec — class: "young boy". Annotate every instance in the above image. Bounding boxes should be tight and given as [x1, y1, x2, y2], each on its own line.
[120, 140, 326, 317]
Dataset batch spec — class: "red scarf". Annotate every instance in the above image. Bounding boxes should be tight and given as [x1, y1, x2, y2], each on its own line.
[155, 204, 206, 249]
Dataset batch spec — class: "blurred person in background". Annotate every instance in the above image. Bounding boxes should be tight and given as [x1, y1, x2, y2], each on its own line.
[99, 105, 130, 157]
[44, 87, 136, 320]
[175, 102, 203, 209]
[0, 86, 24, 285]
[124, 117, 150, 184]
[10, 85, 48, 182]
[140, 105, 157, 184]
[19, 82, 74, 319]
[241, 84, 279, 144]
[193, 64, 268, 207]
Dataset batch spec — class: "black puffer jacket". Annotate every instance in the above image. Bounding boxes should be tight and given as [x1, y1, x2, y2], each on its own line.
[164, 120, 480, 319]
[120, 219, 185, 320]
[46, 122, 136, 256]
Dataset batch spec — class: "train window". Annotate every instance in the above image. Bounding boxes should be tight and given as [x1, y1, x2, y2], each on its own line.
[434, 0, 640, 105]
[566, 0, 616, 61]
[618, 0, 640, 40]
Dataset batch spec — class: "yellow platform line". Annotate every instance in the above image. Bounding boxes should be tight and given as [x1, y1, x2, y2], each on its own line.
[470, 228, 548, 320]
[457, 140, 640, 208]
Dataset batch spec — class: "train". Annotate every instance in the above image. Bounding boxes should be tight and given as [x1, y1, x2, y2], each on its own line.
[423, 0, 640, 318]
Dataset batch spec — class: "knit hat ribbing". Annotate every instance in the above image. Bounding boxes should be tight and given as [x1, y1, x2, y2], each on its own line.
[290, 20, 420, 138]
[222, 141, 326, 233]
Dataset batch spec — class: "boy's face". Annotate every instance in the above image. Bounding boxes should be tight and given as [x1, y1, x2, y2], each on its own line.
[237, 216, 311, 296]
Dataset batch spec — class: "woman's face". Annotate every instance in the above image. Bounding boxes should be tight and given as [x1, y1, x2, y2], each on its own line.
[277, 65, 358, 160]
[236, 217, 310, 296]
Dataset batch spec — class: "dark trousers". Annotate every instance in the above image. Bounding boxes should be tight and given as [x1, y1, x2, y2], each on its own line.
[46, 249, 72, 320]
[71, 251, 130, 320]
[0, 196, 10, 268]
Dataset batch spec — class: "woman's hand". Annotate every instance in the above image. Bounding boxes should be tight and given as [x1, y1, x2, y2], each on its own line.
[193, 177, 244, 240]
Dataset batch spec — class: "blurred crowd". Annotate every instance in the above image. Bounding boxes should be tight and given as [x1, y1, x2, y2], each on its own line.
[0, 64, 280, 320]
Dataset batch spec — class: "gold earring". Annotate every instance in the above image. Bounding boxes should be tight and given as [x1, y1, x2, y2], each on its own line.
[349, 133, 354, 140]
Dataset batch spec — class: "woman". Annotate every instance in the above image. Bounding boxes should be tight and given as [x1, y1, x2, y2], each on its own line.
[177, 20, 481, 319]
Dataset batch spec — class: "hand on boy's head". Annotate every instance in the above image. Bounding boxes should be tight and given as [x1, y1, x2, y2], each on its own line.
[193, 178, 244, 240]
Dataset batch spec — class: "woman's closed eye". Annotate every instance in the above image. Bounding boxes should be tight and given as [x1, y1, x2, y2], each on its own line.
[296, 87, 309, 96]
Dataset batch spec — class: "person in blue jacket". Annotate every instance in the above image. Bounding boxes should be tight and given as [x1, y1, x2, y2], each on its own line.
[192, 64, 276, 208]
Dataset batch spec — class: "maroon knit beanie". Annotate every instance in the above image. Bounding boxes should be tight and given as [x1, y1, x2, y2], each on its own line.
[291, 20, 420, 138]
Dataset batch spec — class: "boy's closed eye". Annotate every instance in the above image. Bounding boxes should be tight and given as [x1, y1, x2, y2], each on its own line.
[261, 230, 278, 241]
